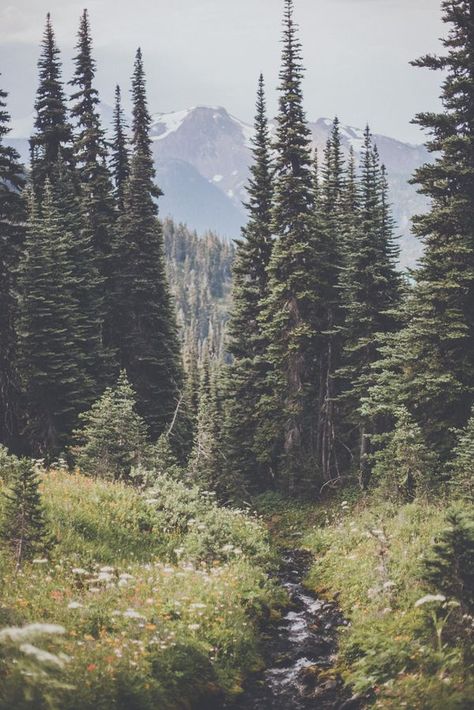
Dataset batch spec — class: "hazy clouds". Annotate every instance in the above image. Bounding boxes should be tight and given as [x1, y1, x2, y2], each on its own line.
[1, 0, 444, 142]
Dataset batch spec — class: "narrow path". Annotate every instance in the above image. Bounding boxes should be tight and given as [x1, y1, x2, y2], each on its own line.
[230, 550, 358, 710]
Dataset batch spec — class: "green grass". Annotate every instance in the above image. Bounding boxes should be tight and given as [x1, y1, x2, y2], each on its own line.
[300, 494, 473, 708]
[0, 470, 283, 709]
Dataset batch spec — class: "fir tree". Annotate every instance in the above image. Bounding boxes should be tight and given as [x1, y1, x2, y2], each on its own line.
[450, 406, 474, 501]
[112, 49, 182, 438]
[372, 406, 437, 501]
[423, 508, 474, 616]
[315, 118, 347, 482]
[338, 127, 401, 485]
[189, 355, 221, 493]
[371, 1, 474, 460]
[257, 0, 323, 493]
[30, 13, 74, 193]
[111, 85, 130, 212]
[73, 371, 150, 481]
[225, 74, 274, 494]
[69, 9, 116, 271]
[18, 185, 92, 455]
[0, 459, 51, 568]
[0, 80, 25, 449]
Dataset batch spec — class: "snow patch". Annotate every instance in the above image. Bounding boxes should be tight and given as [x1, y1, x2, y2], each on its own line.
[150, 108, 191, 141]
[212, 174, 223, 183]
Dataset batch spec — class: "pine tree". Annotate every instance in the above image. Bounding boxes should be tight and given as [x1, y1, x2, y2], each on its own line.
[257, 0, 323, 493]
[110, 84, 130, 212]
[112, 49, 182, 438]
[18, 185, 93, 455]
[371, 1, 474, 460]
[189, 355, 222, 493]
[338, 127, 401, 486]
[225, 74, 274, 494]
[30, 13, 74, 193]
[1, 459, 51, 568]
[73, 371, 150, 481]
[372, 406, 437, 500]
[314, 118, 347, 482]
[69, 9, 116, 272]
[0, 80, 25, 449]
[408, 0, 474, 448]
[450, 406, 474, 501]
[423, 508, 474, 616]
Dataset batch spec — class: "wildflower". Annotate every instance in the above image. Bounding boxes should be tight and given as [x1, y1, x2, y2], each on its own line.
[188, 623, 200, 631]
[32, 558, 48, 565]
[0, 624, 65, 644]
[123, 609, 145, 619]
[87, 663, 97, 672]
[414, 594, 446, 608]
[72, 568, 88, 575]
[19, 643, 68, 668]
[67, 601, 84, 610]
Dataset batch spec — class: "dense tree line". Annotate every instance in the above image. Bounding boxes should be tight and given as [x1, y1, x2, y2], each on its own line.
[0, 0, 472, 506]
[0, 11, 182, 457]
[220, 0, 473, 499]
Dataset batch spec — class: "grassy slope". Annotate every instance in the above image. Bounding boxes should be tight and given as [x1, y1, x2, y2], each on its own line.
[0, 471, 282, 710]
[257, 491, 473, 709]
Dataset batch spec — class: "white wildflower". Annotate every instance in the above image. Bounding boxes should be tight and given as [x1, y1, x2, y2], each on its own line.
[0, 624, 65, 644]
[67, 601, 84, 610]
[19, 643, 67, 669]
[415, 594, 446, 608]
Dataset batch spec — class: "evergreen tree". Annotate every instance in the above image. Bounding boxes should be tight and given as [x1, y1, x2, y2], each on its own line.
[225, 74, 274, 494]
[110, 84, 130, 212]
[450, 406, 474, 501]
[0, 459, 51, 568]
[73, 371, 150, 481]
[315, 118, 346, 482]
[112, 49, 182, 438]
[423, 508, 474, 616]
[257, 0, 323, 493]
[18, 185, 92, 455]
[189, 355, 221, 493]
[0, 80, 25, 449]
[372, 406, 437, 501]
[30, 13, 74, 193]
[338, 127, 401, 485]
[371, 0, 474, 459]
[69, 9, 116, 271]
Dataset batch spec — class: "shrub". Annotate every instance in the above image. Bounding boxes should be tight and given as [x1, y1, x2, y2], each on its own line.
[73, 371, 151, 481]
[372, 406, 438, 500]
[0, 459, 52, 567]
[0, 446, 20, 484]
[450, 408, 474, 502]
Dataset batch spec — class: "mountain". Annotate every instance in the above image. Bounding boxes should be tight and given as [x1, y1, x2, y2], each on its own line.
[150, 107, 429, 267]
[8, 104, 429, 267]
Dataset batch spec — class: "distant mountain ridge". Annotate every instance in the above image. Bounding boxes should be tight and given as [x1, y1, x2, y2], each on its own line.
[8, 105, 429, 266]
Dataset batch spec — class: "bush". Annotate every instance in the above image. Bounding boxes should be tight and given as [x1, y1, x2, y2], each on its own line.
[372, 406, 438, 500]
[450, 408, 474, 502]
[72, 371, 151, 482]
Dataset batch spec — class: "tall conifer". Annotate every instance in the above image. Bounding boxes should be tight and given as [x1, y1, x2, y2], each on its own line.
[30, 14, 74, 192]
[111, 85, 130, 212]
[18, 185, 92, 455]
[257, 0, 322, 493]
[225, 74, 273, 493]
[69, 9, 116, 269]
[0, 81, 25, 449]
[112, 49, 182, 438]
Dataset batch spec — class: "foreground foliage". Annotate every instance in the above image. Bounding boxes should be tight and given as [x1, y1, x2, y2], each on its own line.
[0, 469, 281, 709]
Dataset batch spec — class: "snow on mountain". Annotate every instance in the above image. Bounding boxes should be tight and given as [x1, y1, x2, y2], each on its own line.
[8, 104, 429, 265]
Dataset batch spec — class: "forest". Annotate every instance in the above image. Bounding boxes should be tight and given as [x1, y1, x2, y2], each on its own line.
[0, 0, 472, 708]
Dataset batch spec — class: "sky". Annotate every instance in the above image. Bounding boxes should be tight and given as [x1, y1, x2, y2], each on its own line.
[0, 0, 444, 143]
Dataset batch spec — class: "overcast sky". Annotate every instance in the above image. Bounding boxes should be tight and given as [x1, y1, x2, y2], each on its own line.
[1, 0, 444, 143]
